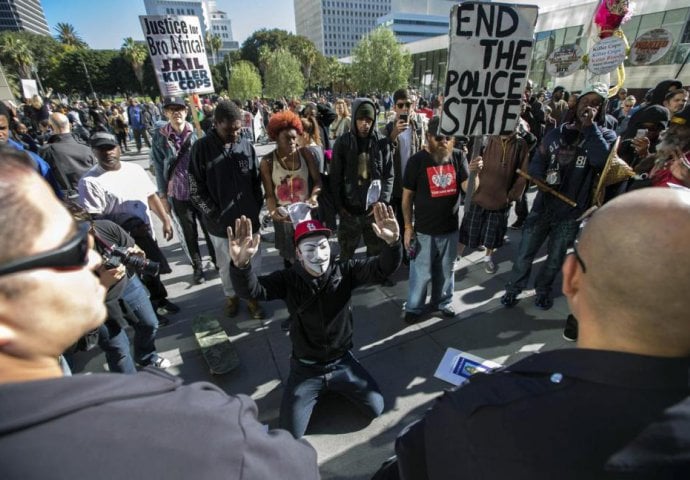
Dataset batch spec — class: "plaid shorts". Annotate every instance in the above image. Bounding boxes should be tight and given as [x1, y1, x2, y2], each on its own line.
[459, 203, 509, 249]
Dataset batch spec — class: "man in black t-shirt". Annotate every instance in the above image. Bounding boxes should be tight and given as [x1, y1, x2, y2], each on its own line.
[401, 117, 481, 323]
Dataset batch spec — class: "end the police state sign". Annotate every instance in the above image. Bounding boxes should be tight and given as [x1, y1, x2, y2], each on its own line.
[440, 2, 538, 137]
[140, 15, 215, 97]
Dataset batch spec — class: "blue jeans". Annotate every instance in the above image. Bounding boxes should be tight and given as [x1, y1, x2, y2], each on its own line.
[121, 275, 161, 366]
[98, 321, 137, 374]
[505, 210, 579, 296]
[279, 351, 384, 438]
[405, 231, 457, 314]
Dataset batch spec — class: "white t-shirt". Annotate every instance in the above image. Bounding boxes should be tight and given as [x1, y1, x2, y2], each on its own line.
[398, 126, 412, 179]
[78, 162, 157, 228]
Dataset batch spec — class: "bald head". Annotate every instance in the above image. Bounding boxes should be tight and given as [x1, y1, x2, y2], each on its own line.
[565, 188, 690, 356]
[49, 112, 70, 134]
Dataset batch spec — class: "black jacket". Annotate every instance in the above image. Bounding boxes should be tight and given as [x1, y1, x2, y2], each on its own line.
[189, 128, 263, 236]
[40, 133, 95, 195]
[0, 369, 319, 480]
[330, 98, 393, 215]
[394, 349, 690, 480]
[230, 240, 402, 363]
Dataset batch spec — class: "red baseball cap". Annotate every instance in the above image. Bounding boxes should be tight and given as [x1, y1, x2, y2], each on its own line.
[294, 219, 331, 244]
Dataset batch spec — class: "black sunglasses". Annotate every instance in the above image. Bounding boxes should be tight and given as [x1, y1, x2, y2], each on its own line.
[396, 101, 412, 108]
[0, 222, 91, 276]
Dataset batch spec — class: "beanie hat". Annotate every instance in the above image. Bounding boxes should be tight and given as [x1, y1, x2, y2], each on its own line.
[356, 102, 376, 120]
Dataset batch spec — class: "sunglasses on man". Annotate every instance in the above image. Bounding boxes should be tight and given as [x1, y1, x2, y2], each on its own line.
[0, 222, 91, 276]
[396, 101, 412, 109]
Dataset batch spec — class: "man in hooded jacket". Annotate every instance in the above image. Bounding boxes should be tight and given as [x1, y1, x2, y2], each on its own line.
[330, 97, 394, 260]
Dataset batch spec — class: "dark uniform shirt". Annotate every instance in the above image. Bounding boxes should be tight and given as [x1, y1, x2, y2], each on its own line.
[394, 348, 690, 480]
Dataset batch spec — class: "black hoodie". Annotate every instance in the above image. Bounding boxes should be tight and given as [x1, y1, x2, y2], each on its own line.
[330, 98, 394, 215]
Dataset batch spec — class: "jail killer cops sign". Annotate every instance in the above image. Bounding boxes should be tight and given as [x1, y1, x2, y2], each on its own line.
[440, 2, 538, 137]
[140, 15, 215, 96]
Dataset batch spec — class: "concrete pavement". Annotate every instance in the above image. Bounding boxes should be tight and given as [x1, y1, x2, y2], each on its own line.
[74, 143, 574, 479]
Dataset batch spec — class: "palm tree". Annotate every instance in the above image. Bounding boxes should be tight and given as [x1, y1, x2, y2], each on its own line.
[121, 37, 148, 93]
[205, 33, 223, 65]
[0, 36, 34, 79]
[54, 22, 87, 49]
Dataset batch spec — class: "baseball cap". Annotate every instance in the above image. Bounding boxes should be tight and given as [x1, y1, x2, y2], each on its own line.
[294, 219, 331, 244]
[579, 83, 609, 101]
[163, 97, 186, 109]
[90, 132, 118, 148]
[671, 104, 690, 126]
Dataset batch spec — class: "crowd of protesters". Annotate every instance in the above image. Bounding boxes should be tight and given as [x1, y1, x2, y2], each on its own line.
[1, 73, 689, 479]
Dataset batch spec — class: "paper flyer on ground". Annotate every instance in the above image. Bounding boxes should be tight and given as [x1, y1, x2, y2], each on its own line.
[434, 348, 502, 386]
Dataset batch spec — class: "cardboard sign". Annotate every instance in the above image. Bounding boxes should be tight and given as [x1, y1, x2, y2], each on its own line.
[587, 36, 627, 75]
[20, 79, 38, 99]
[434, 348, 502, 386]
[140, 15, 215, 97]
[546, 44, 584, 77]
[441, 2, 539, 137]
[629, 29, 673, 66]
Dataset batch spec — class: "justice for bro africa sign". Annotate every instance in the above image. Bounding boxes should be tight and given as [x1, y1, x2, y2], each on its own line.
[440, 2, 539, 137]
[140, 15, 215, 97]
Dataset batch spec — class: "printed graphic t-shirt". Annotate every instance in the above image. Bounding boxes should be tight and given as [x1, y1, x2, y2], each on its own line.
[403, 149, 468, 235]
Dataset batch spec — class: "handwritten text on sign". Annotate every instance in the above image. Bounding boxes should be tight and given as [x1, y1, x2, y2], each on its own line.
[441, 2, 538, 137]
[140, 15, 215, 96]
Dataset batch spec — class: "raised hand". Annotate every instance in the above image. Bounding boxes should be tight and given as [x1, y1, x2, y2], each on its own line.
[371, 202, 400, 245]
[227, 216, 260, 268]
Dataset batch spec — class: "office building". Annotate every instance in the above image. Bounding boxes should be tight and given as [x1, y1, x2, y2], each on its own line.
[0, 0, 50, 36]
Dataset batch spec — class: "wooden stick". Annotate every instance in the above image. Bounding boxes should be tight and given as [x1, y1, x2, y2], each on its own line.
[516, 169, 577, 208]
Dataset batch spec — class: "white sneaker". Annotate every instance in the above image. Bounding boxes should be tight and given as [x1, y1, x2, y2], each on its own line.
[484, 257, 497, 274]
[151, 356, 172, 369]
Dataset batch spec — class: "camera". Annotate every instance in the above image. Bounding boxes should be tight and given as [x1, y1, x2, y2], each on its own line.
[103, 246, 159, 276]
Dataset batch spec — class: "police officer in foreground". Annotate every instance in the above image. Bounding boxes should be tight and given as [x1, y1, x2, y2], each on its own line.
[378, 188, 690, 479]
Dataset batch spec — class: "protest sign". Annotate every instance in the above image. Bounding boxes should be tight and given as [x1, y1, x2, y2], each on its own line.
[139, 15, 215, 97]
[20, 79, 39, 99]
[441, 2, 538, 137]
[587, 36, 627, 75]
[629, 29, 673, 66]
[546, 44, 584, 77]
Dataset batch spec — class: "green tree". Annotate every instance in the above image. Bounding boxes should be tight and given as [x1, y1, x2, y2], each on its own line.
[120, 37, 148, 93]
[228, 60, 262, 101]
[0, 31, 63, 92]
[0, 35, 34, 79]
[240, 29, 291, 70]
[205, 32, 222, 65]
[54, 22, 87, 49]
[286, 35, 320, 88]
[263, 48, 304, 99]
[351, 26, 411, 94]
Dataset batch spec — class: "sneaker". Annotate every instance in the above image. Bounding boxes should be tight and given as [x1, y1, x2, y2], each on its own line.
[403, 311, 421, 324]
[151, 356, 172, 369]
[484, 257, 497, 274]
[156, 314, 171, 327]
[509, 220, 524, 230]
[247, 299, 265, 320]
[563, 314, 578, 342]
[439, 306, 456, 318]
[225, 295, 239, 318]
[156, 299, 180, 316]
[534, 293, 553, 310]
[192, 266, 206, 285]
[500, 292, 519, 308]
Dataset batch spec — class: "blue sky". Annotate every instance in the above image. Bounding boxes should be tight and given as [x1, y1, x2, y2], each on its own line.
[42, 0, 296, 50]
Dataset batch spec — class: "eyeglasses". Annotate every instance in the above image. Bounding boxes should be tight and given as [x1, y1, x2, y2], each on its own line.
[0, 222, 91, 276]
[396, 102, 412, 108]
[571, 207, 598, 274]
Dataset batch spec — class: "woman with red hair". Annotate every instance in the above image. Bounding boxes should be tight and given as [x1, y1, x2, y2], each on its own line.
[260, 110, 322, 267]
